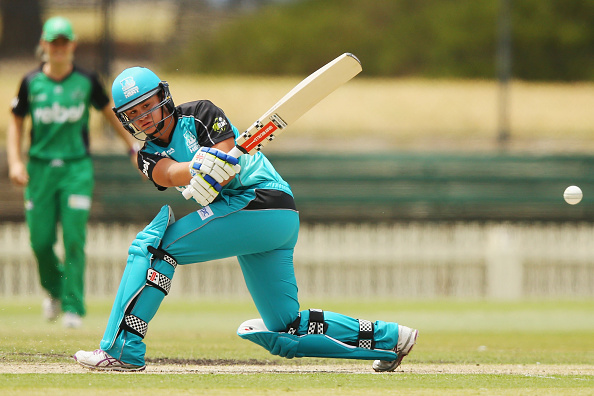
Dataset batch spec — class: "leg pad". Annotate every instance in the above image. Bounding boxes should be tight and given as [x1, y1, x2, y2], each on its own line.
[100, 205, 175, 351]
[238, 318, 397, 361]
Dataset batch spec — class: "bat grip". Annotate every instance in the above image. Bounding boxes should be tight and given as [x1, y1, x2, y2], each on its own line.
[228, 145, 244, 159]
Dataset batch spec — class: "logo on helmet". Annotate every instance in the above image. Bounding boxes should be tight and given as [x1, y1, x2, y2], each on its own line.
[121, 77, 139, 98]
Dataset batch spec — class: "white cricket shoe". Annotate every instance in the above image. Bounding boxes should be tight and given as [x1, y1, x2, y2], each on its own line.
[372, 325, 418, 372]
[74, 349, 146, 372]
[42, 297, 61, 321]
[63, 312, 83, 329]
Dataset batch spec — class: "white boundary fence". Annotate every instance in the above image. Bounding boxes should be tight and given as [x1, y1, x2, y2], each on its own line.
[1, 222, 593, 299]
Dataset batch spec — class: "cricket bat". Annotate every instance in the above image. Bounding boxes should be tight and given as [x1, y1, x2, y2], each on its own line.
[227, 52, 362, 158]
[183, 52, 362, 199]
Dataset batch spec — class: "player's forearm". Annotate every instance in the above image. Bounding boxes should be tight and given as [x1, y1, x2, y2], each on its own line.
[6, 115, 29, 186]
[6, 115, 25, 166]
[152, 159, 193, 188]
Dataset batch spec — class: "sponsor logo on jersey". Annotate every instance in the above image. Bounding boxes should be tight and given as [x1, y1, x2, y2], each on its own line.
[212, 117, 228, 134]
[121, 77, 139, 98]
[184, 130, 199, 152]
[154, 149, 173, 158]
[142, 159, 150, 177]
[198, 205, 214, 220]
[32, 93, 48, 102]
[33, 103, 85, 124]
[71, 89, 86, 101]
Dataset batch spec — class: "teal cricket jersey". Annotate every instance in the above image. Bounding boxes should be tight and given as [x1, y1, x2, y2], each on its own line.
[11, 64, 110, 160]
[137, 100, 292, 200]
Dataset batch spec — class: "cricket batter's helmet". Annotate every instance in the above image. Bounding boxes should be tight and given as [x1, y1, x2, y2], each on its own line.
[112, 67, 175, 140]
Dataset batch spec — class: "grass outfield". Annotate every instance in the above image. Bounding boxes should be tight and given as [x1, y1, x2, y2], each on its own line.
[0, 299, 592, 394]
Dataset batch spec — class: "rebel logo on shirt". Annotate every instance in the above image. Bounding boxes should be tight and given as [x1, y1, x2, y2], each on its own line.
[33, 103, 85, 124]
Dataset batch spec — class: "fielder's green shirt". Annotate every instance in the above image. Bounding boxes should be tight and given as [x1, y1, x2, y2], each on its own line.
[11, 64, 110, 160]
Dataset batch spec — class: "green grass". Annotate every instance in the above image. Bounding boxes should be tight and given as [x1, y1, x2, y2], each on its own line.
[0, 299, 592, 395]
[2, 373, 593, 396]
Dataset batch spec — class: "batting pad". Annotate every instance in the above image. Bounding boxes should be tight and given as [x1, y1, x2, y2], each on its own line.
[100, 205, 175, 354]
[237, 319, 397, 361]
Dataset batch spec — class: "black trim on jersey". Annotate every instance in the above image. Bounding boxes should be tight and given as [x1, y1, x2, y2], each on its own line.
[137, 150, 168, 191]
[11, 64, 109, 117]
[244, 189, 297, 211]
[11, 66, 41, 117]
[176, 100, 235, 146]
[73, 65, 110, 110]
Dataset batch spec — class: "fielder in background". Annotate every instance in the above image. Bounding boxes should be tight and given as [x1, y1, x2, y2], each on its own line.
[7, 17, 139, 328]
[74, 66, 418, 372]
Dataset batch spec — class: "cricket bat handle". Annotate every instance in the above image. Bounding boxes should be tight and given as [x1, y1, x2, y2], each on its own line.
[227, 145, 245, 159]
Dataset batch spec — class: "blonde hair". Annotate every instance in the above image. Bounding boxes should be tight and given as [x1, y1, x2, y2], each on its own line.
[35, 44, 46, 62]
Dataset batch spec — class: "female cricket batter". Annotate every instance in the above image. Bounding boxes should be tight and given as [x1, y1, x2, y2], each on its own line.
[7, 17, 138, 328]
[74, 66, 417, 372]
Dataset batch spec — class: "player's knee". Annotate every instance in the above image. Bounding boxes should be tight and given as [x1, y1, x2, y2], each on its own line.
[237, 318, 300, 359]
[261, 311, 300, 334]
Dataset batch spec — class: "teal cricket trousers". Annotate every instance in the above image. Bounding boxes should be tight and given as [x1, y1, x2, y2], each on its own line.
[104, 189, 397, 366]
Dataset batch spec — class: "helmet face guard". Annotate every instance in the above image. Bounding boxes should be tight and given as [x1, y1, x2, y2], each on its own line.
[114, 82, 175, 141]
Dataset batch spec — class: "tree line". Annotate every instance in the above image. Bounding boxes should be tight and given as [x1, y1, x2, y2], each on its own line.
[168, 0, 594, 81]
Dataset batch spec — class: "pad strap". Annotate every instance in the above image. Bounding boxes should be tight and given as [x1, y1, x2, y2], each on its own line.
[147, 246, 178, 269]
[307, 309, 327, 334]
[119, 247, 177, 340]
[146, 269, 172, 295]
[344, 319, 375, 349]
[286, 314, 301, 335]
[123, 314, 148, 338]
[356, 319, 375, 349]
[285, 309, 328, 335]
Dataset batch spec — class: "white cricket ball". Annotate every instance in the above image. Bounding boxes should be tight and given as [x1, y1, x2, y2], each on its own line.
[563, 185, 583, 205]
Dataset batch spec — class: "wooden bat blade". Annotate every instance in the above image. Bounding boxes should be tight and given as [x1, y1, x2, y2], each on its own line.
[234, 53, 362, 156]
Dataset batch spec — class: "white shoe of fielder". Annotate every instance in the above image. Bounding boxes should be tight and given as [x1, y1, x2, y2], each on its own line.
[74, 349, 146, 372]
[42, 297, 61, 321]
[63, 312, 83, 329]
[372, 325, 418, 372]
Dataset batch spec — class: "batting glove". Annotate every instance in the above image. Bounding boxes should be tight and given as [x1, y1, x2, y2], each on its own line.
[183, 174, 222, 207]
[189, 147, 241, 184]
